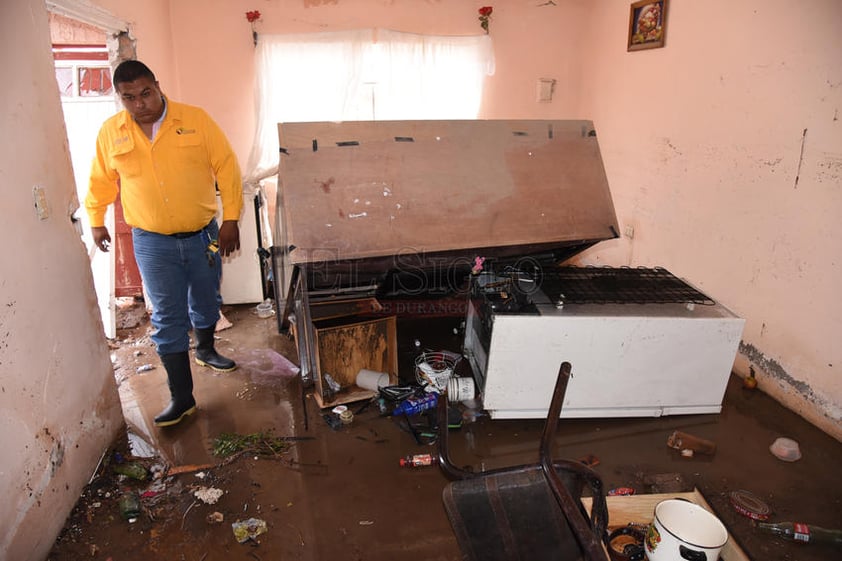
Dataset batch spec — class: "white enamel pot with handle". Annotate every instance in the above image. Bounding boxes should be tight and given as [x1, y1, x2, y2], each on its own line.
[645, 499, 728, 561]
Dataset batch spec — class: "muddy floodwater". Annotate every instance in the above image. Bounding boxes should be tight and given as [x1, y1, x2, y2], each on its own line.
[48, 303, 842, 561]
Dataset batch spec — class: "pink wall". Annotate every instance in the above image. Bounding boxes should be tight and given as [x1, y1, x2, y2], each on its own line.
[575, 0, 842, 439]
[80, 0, 842, 438]
[1, 1, 125, 557]
[166, 0, 589, 161]
[95, 0, 179, 96]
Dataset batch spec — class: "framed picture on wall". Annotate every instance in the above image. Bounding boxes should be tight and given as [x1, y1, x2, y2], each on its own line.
[627, 0, 668, 51]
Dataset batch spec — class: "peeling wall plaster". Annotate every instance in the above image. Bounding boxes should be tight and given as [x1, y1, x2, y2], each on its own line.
[738, 341, 841, 438]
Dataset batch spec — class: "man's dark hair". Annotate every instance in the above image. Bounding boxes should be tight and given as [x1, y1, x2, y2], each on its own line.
[113, 60, 156, 87]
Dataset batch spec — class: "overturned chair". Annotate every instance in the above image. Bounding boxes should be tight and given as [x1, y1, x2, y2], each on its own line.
[438, 362, 610, 561]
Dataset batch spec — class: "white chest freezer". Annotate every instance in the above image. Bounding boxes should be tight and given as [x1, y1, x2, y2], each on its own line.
[463, 267, 745, 419]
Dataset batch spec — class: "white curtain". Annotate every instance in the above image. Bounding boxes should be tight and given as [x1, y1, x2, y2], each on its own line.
[244, 29, 495, 186]
[372, 29, 495, 121]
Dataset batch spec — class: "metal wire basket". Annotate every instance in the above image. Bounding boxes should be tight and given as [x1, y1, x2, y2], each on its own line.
[415, 350, 462, 391]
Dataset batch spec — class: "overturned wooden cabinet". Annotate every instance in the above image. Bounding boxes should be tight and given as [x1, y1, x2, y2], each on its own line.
[274, 120, 623, 411]
[287, 266, 397, 409]
[272, 119, 745, 420]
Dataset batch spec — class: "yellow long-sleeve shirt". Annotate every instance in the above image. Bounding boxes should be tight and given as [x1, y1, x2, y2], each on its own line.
[85, 98, 243, 235]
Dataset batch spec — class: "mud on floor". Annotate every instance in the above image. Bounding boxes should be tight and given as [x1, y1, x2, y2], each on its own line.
[47, 303, 842, 561]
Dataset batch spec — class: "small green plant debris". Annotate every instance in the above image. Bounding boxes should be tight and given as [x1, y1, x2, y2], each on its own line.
[212, 431, 291, 458]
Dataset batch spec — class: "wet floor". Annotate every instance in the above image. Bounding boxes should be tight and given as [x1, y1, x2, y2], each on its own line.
[48, 303, 842, 561]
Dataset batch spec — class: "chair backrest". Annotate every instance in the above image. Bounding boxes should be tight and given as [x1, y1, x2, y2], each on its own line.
[439, 361, 609, 561]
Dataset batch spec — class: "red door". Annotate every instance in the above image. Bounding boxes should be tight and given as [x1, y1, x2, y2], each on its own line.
[113, 195, 143, 297]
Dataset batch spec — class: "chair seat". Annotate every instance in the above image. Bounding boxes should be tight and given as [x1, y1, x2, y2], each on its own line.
[443, 466, 588, 561]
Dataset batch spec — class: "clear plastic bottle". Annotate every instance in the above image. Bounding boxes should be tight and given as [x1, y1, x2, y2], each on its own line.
[399, 453, 438, 468]
[756, 521, 842, 546]
[392, 392, 438, 416]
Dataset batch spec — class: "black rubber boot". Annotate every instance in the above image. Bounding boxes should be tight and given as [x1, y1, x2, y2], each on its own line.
[194, 326, 237, 372]
[154, 352, 197, 427]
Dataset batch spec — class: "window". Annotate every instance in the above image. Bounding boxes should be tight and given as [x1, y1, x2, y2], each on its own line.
[52, 44, 113, 99]
[245, 29, 495, 183]
[78, 66, 112, 97]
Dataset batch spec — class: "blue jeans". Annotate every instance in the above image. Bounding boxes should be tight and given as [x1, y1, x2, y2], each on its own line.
[132, 220, 222, 356]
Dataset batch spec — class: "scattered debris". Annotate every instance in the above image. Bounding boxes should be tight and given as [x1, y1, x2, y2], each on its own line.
[232, 517, 268, 543]
[182, 500, 200, 529]
[166, 463, 214, 476]
[577, 453, 600, 468]
[113, 461, 149, 481]
[641, 472, 689, 494]
[770, 437, 802, 462]
[216, 311, 233, 332]
[666, 430, 717, 456]
[136, 364, 155, 373]
[115, 297, 147, 329]
[415, 350, 462, 391]
[323, 373, 342, 396]
[399, 453, 437, 468]
[212, 431, 293, 458]
[118, 490, 141, 521]
[729, 489, 772, 521]
[256, 299, 274, 318]
[194, 487, 224, 505]
[607, 524, 646, 560]
[743, 365, 758, 389]
[207, 511, 225, 524]
[322, 413, 343, 431]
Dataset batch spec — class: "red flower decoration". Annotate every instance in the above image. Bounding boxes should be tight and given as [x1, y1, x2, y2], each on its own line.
[478, 6, 493, 34]
[245, 10, 262, 46]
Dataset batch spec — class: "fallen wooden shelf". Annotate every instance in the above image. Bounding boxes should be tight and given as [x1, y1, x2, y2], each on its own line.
[581, 488, 751, 561]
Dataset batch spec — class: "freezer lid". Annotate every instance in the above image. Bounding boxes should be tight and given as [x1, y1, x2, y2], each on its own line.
[276, 120, 619, 268]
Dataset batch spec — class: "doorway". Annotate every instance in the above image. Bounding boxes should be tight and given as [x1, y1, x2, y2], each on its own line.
[49, 10, 138, 338]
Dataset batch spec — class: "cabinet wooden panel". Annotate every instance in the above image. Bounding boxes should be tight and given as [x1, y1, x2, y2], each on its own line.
[307, 315, 398, 409]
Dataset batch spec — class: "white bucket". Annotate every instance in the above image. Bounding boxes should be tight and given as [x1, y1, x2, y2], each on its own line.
[447, 377, 476, 403]
[356, 369, 390, 391]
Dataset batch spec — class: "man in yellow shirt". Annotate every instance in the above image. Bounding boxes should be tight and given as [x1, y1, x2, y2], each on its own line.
[85, 60, 243, 427]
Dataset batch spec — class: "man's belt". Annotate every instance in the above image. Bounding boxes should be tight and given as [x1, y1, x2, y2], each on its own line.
[169, 229, 203, 239]
[168, 220, 214, 239]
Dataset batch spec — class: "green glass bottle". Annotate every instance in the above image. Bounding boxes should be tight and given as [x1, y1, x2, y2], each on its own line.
[756, 521, 842, 546]
[118, 490, 141, 520]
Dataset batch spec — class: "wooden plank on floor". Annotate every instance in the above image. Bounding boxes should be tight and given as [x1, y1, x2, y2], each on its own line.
[581, 489, 752, 561]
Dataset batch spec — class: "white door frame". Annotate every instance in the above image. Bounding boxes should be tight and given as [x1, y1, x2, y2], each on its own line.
[47, 0, 131, 338]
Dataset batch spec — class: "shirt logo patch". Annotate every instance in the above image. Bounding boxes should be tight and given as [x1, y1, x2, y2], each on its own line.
[176, 127, 197, 135]
[114, 135, 130, 145]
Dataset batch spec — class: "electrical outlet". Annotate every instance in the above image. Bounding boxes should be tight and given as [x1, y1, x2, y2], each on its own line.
[33, 185, 49, 220]
[624, 225, 635, 239]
